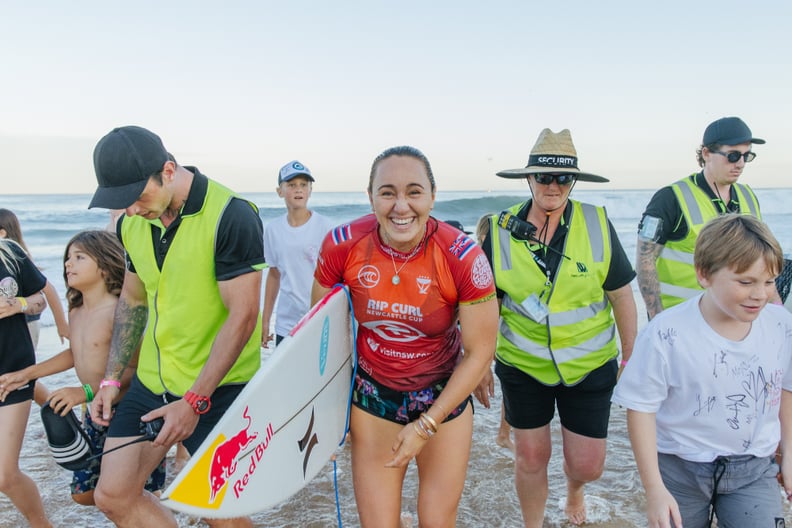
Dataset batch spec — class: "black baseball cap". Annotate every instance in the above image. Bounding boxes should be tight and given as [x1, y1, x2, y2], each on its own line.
[445, 220, 472, 234]
[702, 117, 765, 146]
[89, 126, 169, 209]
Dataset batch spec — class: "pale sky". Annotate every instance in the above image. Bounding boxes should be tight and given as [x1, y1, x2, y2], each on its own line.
[1, 1, 790, 194]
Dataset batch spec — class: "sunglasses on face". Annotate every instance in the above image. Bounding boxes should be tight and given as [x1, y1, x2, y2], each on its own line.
[712, 150, 756, 163]
[533, 173, 576, 185]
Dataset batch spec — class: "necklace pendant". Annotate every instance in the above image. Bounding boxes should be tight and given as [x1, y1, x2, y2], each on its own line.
[392, 274, 400, 285]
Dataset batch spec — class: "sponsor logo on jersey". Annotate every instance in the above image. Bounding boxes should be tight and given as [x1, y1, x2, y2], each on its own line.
[362, 320, 426, 342]
[471, 254, 494, 289]
[357, 265, 380, 288]
[416, 275, 431, 294]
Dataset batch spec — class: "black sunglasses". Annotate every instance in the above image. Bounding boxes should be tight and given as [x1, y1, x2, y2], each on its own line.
[712, 150, 756, 163]
[533, 173, 576, 185]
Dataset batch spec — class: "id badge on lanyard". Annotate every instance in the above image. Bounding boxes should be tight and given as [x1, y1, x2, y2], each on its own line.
[521, 292, 549, 323]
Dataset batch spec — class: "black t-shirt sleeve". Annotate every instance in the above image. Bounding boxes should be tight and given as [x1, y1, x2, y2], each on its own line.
[639, 186, 686, 244]
[215, 198, 265, 281]
[603, 220, 636, 291]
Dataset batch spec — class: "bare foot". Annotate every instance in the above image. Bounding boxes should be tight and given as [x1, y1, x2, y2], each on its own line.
[495, 432, 515, 453]
[400, 512, 413, 528]
[564, 489, 587, 525]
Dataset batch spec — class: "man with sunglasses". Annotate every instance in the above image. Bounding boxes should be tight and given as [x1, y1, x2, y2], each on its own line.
[478, 129, 637, 527]
[636, 116, 767, 319]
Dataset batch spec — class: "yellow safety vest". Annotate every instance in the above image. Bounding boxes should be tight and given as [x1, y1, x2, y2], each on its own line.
[657, 176, 761, 309]
[491, 200, 617, 386]
[121, 179, 261, 395]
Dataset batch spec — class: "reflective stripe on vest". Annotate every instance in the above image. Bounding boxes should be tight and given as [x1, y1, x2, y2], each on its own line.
[657, 176, 761, 309]
[491, 200, 618, 385]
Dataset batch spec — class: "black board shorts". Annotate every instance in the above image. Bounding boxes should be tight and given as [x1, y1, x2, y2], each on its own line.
[107, 375, 245, 454]
[495, 358, 617, 438]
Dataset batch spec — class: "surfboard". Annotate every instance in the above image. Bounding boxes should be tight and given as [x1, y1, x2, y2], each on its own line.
[159, 285, 354, 518]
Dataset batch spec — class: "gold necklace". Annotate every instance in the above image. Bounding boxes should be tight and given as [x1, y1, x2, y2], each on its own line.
[387, 239, 424, 285]
[383, 231, 423, 286]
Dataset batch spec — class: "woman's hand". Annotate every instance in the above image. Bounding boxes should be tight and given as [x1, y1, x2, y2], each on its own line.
[385, 421, 430, 468]
[473, 368, 495, 408]
[0, 369, 32, 401]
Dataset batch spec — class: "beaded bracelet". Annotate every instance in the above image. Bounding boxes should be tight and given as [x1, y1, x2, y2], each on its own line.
[82, 383, 94, 403]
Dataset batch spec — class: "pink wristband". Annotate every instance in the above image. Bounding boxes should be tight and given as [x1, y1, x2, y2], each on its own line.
[620, 359, 628, 367]
[99, 378, 122, 389]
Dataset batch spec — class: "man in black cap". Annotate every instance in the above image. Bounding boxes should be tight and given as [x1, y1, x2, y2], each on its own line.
[636, 116, 772, 319]
[88, 125, 264, 528]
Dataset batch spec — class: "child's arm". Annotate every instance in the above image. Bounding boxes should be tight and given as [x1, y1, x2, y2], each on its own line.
[261, 267, 280, 346]
[0, 348, 75, 400]
[42, 281, 69, 343]
[779, 389, 792, 500]
[626, 409, 683, 528]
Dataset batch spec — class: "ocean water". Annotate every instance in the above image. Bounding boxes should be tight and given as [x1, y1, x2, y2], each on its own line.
[2, 188, 792, 527]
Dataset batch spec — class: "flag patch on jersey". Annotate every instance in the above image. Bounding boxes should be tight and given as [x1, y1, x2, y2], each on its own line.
[448, 234, 475, 260]
[331, 224, 353, 245]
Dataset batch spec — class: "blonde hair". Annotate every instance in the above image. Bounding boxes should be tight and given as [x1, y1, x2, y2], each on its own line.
[0, 239, 24, 274]
[695, 214, 783, 279]
[475, 213, 493, 245]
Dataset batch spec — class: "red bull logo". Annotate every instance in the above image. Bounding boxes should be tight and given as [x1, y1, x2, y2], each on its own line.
[208, 406, 273, 503]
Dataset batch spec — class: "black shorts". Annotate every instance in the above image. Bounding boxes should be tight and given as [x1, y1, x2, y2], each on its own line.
[353, 368, 472, 425]
[495, 358, 617, 438]
[107, 375, 245, 454]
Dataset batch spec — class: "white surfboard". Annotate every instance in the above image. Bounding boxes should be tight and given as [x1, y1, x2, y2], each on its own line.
[160, 285, 354, 518]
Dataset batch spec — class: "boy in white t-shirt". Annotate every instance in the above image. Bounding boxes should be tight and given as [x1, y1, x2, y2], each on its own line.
[262, 160, 334, 346]
[613, 214, 792, 527]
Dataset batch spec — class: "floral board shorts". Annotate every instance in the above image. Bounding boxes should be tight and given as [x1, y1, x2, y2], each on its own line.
[352, 368, 472, 425]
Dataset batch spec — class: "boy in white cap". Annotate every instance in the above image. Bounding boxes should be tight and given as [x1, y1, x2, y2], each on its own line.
[262, 160, 334, 346]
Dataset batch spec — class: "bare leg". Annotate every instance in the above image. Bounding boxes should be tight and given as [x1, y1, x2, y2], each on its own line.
[512, 425, 552, 528]
[350, 407, 408, 528]
[94, 436, 176, 528]
[415, 405, 473, 527]
[495, 406, 514, 453]
[33, 381, 49, 406]
[174, 441, 190, 472]
[0, 401, 53, 528]
[561, 426, 606, 525]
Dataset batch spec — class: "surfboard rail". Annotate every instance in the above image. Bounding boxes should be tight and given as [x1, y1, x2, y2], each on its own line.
[159, 285, 354, 518]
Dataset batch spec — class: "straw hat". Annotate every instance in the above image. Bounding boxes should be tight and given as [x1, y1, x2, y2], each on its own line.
[496, 128, 609, 183]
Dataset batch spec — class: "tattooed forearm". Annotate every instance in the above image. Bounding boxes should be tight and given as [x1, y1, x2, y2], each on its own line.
[106, 297, 148, 379]
[635, 238, 665, 320]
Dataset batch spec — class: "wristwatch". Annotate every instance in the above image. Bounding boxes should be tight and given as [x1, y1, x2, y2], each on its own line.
[183, 391, 211, 415]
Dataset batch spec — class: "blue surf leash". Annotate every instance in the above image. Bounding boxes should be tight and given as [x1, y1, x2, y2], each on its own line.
[333, 284, 358, 528]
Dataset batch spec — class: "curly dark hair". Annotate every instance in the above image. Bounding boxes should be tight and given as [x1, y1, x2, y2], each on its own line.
[63, 230, 125, 311]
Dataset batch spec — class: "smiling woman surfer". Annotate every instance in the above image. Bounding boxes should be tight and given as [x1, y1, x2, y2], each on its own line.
[312, 145, 498, 528]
